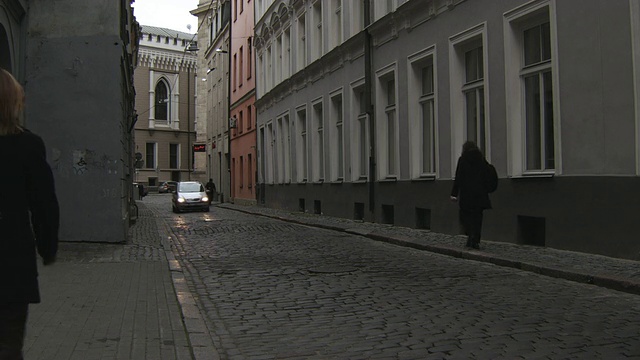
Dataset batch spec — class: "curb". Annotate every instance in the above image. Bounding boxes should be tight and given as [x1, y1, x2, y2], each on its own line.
[158, 216, 220, 360]
[221, 205, 640, 296]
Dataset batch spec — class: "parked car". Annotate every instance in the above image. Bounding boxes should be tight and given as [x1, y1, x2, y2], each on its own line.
[159, 181, 178, 193]
[172, 181, 209, 213]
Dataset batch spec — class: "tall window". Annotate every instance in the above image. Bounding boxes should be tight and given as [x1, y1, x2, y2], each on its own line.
[464, 45, 485, 154]
[240, 156, 244, 188]
[275, 34, 282, 83]
[239, 110, 244, 133]
[284, 115, 292, 183]
[297, 13, 306, 71]
[247, 153, 253, 188]
[353, 85, 368, 179]
[313, 1, 323, 61]
[296, 108, 308, 182]
[523, 22, 554, 171]
[332, 0, 342, 49]
[145, 143, 156, 169]
[313, 100, 324, 181]
[283, 28, 291, 79]
[266, 45, 272, 91]
[239, 46, 243, 87]
[169, 144, 179, 169]
[247, 37, 252, 80]
[409, 49, 437, 178]
[233, 53, 237, 90]
[420, 62, 435, 174]
[331, 93, 344, 180]
[351, 0, 364, 36]
[247, 105, 252, 129]
[155, 80, 169, 121]
[379, 74, 397, 178]
[276, 117, 284, 183]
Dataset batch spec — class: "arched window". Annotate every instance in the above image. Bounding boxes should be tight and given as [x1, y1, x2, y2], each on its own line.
[155, 80, 170, 121]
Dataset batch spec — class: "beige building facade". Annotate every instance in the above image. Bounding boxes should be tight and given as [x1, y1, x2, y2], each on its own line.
[134, 26, 199, 189]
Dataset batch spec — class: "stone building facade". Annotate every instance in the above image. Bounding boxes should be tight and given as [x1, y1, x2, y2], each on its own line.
[254, 0, 640, 260]
[134, 25, 199, 189]
[192, 0, 232, 202]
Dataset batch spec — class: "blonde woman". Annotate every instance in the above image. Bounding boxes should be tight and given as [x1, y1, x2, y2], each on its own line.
[0, 68, 59, 360]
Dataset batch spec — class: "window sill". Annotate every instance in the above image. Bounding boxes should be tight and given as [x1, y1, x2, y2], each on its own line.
[314, 179, 324, 185]
[330, 178, 344, 184]
[353, 179, 368, 184]
[510, 171, 555, 179]
[412, 175, 436, 182]
[379, 176, 398, 183]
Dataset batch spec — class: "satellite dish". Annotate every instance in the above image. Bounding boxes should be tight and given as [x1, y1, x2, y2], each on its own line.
[187, 24, 192, 31]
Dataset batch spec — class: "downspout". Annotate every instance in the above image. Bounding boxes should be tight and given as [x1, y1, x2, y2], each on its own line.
[365, 0, 376, 216]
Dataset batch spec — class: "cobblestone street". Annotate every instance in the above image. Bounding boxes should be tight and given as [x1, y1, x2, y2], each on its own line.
[146, 195, 640, 359]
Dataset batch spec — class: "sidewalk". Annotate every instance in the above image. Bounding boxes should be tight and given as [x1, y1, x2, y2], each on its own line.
[218, 203, 640, 296]
[23, 204, 206, 360]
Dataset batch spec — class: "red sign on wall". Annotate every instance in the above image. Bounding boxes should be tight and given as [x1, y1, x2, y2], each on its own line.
[193, 144, 206, 152]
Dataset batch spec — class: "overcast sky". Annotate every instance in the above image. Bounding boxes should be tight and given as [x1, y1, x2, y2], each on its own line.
[132, 0, 200, 33]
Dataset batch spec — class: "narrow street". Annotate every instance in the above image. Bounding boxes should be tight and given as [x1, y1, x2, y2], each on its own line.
[146, 195, 640, 359]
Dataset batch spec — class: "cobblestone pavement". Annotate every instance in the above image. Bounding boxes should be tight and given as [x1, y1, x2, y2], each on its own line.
[146, 195, 640, 359]
[24, 204, 193, 360]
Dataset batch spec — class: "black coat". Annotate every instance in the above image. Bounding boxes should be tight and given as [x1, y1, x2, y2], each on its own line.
[451, 149, 492, 211]
[0, 130, 59, 303]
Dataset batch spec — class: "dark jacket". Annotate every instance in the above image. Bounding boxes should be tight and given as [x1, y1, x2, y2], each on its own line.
[451, 148, 492, 211]
[0, 130, 59, 303]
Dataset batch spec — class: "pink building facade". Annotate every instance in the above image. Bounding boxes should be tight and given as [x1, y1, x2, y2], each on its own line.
[230, 0, 256, 204]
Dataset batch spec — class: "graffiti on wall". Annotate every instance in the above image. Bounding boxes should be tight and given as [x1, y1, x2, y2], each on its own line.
[51, 148, 119, 176]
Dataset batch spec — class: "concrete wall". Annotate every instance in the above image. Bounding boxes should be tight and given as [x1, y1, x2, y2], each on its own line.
[25, 0, 129, 243]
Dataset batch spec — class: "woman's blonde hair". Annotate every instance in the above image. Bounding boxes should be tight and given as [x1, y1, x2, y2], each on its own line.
[0, 68, 25, 135]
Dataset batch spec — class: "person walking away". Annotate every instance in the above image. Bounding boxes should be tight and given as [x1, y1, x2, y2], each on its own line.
[205, 178, 216, 204]
[450, 141, 492, 249]
[0, 68, 59, 360]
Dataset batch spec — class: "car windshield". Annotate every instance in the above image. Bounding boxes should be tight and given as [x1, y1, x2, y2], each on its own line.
[179, 183, 204, 193]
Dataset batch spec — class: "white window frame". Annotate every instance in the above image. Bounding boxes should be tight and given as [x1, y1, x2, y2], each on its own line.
[312, 97, 325, 182]
[350, 78, 369, 181]
[295, 105, 308, 183]
[375, 63, 399, 179]
[330, 89, 345, 182]
[504, 0, 560, 177]
[312, 0, 323, 61]
[449, 23, 490, 172]
[408, 46, 438, 179]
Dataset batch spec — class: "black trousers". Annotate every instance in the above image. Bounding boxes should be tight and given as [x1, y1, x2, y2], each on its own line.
[460, 209, 484, 244]
[0, 303, 28, 360]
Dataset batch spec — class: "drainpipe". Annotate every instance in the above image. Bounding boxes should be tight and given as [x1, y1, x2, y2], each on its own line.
[365, 0, 376, 216]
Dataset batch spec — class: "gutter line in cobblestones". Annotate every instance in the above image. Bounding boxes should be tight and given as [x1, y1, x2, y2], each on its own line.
[221, 204, 640, 296]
